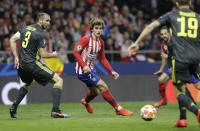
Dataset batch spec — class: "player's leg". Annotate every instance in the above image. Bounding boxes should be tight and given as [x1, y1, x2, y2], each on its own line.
[34, 62, 69, 118]
[76, 70, 100, 113]
[96, 79, 133, 116]
[154, 71, 170, 107]
[173, 61, 199, 126]
[9, 67, 34, 118]
[81, 86, 99, 113]
[190, 64, 200, 123]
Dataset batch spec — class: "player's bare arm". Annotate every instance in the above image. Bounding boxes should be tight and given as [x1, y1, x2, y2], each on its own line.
[39, 47, 58, 58]
[10, 32, 20, 69]
[128, 20, 160, 56]
[154, 52, 168, 76]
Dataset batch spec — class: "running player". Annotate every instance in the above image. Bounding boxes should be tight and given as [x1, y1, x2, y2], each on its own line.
[128, 0, 200, 127]
[73, 17, 133, 116]
[9, 12, 69, 118]
[154, 26, 200, 109]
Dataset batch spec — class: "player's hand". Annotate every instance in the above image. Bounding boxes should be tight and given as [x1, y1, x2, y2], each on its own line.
[14, 56, 19, 69]
[112, 71, 119, 79]
[168, 68, 172, 74]
[128, 44, 139, 56]
[154, 70, 162, 76]
[83, 66, 91, 74]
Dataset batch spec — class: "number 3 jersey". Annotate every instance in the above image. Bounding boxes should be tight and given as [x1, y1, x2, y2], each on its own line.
[18, 24, 46, 67]
[157, 8, 200, 63]
[73, 35, 114, 75]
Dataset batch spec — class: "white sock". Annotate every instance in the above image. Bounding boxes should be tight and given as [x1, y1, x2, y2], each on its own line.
[116, 105, 122, 111]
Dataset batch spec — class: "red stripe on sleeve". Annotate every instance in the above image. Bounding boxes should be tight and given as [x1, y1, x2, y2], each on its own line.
[98, 39, 114, 74]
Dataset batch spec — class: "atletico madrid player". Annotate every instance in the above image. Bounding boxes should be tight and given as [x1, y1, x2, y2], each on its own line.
[73, 17, 133, 116]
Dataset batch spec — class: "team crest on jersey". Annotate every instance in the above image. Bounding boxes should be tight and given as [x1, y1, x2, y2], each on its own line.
[77, 45, 82, 52]
[92, 77, 96, 81]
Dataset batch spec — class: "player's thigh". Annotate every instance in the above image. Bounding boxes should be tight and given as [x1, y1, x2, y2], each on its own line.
[18, 67, 34, 85]
[158, 73, 170, 83]
[171, 59, 190, 86]
[51, 73, 63, 87]
[96, 79, 108, 92]
[190, 64, 200, 80]
[76, 70, 100, 87]
[32, 62, 55, 86]
[173, 84, 186, 97]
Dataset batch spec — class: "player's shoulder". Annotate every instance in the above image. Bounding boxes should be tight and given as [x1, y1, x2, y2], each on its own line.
[78, 35, 91, 44]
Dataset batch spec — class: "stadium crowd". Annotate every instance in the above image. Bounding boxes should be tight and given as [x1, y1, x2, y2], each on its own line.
[0, 0, 199, 63]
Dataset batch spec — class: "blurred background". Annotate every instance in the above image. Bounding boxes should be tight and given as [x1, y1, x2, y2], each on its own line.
[0, 0, 200, 104]
[0, 0, 199, 63]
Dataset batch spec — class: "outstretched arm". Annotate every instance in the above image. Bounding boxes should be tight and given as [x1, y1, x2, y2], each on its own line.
[128, 20, 160, 55]
[10, 32, 20, 69]
[98, 42, 119, 79]
[40, 48, 58, 58]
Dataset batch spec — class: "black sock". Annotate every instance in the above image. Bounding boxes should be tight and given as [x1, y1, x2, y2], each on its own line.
[52, 88, 62, 112]
[177, 94, 198, 115]
[13, 87, 28, 108]
[178, 100, 186, 120]
[185, 88, 197, 105]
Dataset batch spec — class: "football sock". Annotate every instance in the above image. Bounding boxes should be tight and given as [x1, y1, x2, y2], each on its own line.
[158, 82, 166, 99]
[52, 87, 62, 112]
[85, 91, 97, 103]
[13, 86, 28, 108]
[185, 88, 197, 105]
[101, 90, 119, 110]
[178, 100, 186, 120]
[177, 94, 198, 116]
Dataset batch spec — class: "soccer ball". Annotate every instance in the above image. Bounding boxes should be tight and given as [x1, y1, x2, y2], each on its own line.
[140, 105, 157, 121]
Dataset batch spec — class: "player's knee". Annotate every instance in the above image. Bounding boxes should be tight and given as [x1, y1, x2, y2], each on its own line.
[55, 77, 63, 87]
[158, 75, 167, 83]
[195, 83, 200, 90]
[23, 81, 35, 90]
[99, 84, 108, 92]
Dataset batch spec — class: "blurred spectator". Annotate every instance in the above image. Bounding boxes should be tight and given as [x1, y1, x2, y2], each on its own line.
[0, 0, 188, 63]
[0, 18, 9, 42]
[105, 36, 120, 61]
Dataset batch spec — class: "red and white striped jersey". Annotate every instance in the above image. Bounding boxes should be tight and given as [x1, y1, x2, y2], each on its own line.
[161, 42, 168, 55]
[73, 35, 113, 74]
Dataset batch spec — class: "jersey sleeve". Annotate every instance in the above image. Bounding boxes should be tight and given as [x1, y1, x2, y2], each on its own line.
[157, 12, 171, 26]
[38, 33, 46, 48]
[98, 39, 114, 74]
[73, 36, 90, 68]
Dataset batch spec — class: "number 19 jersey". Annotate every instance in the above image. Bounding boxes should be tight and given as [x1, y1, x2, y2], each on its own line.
[157, 8, 200, 63]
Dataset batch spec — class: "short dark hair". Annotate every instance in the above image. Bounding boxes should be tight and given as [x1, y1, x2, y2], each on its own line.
[176, 0, 189, 5]
[160, 26, 169, 32]
[36, 12, 49, 22]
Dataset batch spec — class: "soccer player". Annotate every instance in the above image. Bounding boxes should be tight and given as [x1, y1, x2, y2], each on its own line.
[154, 26, 200, 108]
[73, 17, 133, 116]
[9, 12, 69, 118]
[128, 0, 200, 127]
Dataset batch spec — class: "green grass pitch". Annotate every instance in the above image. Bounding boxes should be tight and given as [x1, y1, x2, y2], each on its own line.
[0, 102, 199, 131]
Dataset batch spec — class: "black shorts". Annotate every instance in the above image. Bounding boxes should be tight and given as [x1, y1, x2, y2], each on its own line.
[172, 59, 200, 86]
[18, 61, 55, 86]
